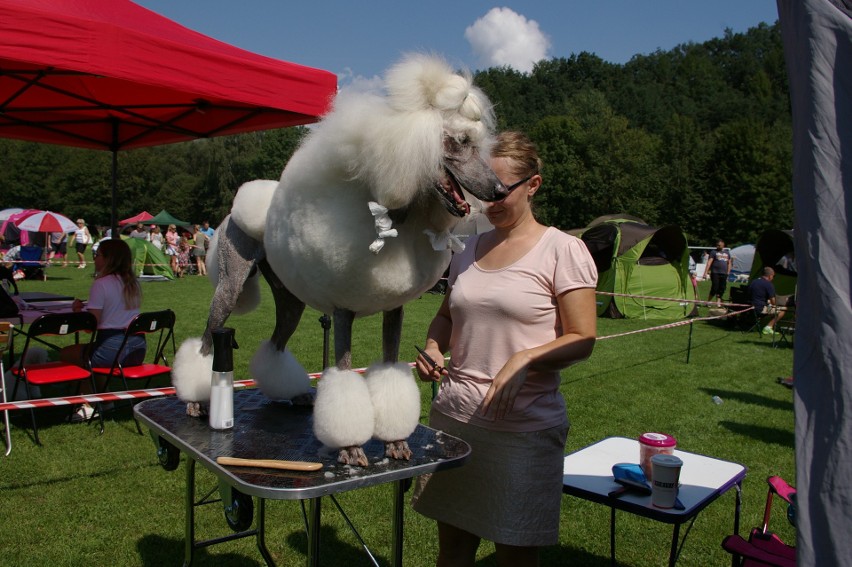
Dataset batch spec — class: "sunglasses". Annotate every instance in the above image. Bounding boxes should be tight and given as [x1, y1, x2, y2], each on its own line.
[500, 174, 535, 197]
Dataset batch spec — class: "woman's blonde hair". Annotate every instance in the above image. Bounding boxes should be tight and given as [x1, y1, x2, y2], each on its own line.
[491, 131, 542, 179]
[96, 239, 141, 309]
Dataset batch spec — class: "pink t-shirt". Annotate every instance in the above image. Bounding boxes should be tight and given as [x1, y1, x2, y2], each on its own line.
[87, 274, 140, 330]
[432, 227, 598, 432]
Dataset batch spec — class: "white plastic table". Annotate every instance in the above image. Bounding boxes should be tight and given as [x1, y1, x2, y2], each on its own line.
[562, 436, 746, 566]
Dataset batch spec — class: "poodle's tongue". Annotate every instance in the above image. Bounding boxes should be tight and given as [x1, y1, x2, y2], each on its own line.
[447, 175, 470, 215]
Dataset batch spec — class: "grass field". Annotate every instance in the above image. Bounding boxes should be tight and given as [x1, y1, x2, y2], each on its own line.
[0, 265, 796, 566]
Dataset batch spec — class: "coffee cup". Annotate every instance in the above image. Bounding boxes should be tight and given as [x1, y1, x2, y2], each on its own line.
[650, 454, 683, 508]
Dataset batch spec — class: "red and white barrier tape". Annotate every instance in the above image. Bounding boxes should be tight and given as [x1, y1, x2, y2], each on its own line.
[1, 294, 752, 413]
[0, 365, 418, 413]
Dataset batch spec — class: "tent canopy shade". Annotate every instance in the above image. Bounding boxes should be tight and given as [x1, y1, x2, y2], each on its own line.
[0, 0, 337, 151]
[0, 0, 337, 232]
[119, 211, 155, 226]
[147, 210, 190, 228]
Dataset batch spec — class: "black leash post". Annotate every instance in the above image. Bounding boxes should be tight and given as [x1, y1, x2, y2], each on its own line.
[686, 319, 695, 364]
[319, 314, 332, 369]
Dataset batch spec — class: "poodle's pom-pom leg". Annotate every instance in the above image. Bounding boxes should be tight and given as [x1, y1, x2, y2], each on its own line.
[365, 362, 421, 460]
[313, 367, 374, 467]
[249, 340, 313, 403]
[172, 337, 213, 417]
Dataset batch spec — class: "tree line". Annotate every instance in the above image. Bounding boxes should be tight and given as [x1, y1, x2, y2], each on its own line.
[0, 21, 790, 246]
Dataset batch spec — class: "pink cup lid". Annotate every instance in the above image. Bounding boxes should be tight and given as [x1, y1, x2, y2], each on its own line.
[639, 432, 677, 447]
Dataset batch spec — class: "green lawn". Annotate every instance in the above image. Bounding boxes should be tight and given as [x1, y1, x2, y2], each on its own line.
[0, 267, 795, 566]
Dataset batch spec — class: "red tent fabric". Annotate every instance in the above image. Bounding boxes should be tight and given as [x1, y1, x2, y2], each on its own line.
[119, 211, 155, 226]
[0, 0, 337, 150]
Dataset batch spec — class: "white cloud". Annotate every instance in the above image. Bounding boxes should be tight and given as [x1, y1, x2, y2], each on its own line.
[465, 7, 551, 73]
[337, 68, 384, 93]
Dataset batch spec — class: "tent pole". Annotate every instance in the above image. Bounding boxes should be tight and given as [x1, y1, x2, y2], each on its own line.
[110, 119, 119, 237]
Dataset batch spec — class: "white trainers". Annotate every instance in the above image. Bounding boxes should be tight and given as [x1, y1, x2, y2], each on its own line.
[71, 404, 95, 422]
[762, 326, 776, 336]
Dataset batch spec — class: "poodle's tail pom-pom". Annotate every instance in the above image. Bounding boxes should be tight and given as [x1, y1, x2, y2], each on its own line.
[313, 368, 375, 449]
[250, 340, 312, 401]
[172, 337, 213, 403]
[231, 179, 277, 241]
[232, 271, 261, 315]
[365, 363, 422, 442]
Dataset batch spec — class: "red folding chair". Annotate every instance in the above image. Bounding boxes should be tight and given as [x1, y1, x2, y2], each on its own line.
[10, 311, 99, 444]
[722, 476, 797, 566]
[90, 309, 176, 433]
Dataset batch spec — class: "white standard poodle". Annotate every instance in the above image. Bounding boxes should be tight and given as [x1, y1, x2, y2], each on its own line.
[173, 53, 507, 466]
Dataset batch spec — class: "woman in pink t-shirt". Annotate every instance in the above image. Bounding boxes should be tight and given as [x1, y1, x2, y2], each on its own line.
[413, 131, 598, 566]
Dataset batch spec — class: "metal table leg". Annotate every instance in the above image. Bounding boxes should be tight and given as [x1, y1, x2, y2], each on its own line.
[306, 497, 321, 567]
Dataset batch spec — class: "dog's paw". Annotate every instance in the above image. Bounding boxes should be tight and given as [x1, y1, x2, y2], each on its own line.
[384, 439, 412, 460]
[338, 446, 369, 467]
[185, 401, 207, 418]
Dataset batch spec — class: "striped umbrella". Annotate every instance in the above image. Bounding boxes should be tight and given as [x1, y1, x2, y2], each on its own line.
[13, 210, 78, 233]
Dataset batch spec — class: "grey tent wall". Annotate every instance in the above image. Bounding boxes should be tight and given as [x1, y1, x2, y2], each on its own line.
[778, 0, 852, 564]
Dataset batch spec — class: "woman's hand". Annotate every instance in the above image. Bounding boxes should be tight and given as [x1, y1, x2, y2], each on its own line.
[71, 298, 84, 312]
[479, 351, 531, 420]
[415, 344, 447, 383]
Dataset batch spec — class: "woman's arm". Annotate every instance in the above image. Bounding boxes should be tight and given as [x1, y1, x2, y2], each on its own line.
[415, 293, 452, 382]
[480, 286, 597, 419]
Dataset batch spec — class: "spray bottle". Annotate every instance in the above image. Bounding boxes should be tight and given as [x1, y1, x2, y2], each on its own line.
[209, 327, 237, 430]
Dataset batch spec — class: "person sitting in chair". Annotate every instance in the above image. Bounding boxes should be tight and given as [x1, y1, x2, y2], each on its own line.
[748, 267, 786, 335]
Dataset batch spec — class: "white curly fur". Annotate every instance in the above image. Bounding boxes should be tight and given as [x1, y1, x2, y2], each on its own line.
[249, 340, 312, 400]
[313, 368, 375, 449]
[172, 337, 213, 402]
[231, 179, 277, 241]
[264, 53, 498, 317]
[365, 363, 422, 441]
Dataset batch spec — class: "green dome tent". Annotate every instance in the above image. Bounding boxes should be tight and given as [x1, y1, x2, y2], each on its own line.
[580, 218, 693, 319]
[749, 229, 796, 296]
[124, 237, 175, 280]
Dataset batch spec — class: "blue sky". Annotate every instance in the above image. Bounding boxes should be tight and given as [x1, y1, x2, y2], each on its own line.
[134, 1, 779, 87]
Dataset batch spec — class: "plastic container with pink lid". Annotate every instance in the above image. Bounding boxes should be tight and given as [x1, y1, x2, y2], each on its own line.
[638, 432, 677, 480]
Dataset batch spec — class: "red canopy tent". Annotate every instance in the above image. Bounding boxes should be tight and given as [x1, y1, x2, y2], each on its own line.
[0, 0, 337, 228]
[119, 211, 155, 226]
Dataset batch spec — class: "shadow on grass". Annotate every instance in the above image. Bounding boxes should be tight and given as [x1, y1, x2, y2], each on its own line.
[0, 458, 161, 491]
[137, 534, 263, 566]
[718, 421, 795, 448]
[699, 388, 793, 411]
[473, 544, 611, 566]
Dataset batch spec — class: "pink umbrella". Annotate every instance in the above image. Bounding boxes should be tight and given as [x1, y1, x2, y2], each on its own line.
[14, 210, 78, 233]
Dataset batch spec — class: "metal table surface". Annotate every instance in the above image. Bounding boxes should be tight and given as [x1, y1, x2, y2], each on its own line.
[135, 388, 471, 566]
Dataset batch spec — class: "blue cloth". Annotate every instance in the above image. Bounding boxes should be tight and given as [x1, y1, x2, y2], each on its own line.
[90, 329, 146, 368]
[748, 277, 776, 312]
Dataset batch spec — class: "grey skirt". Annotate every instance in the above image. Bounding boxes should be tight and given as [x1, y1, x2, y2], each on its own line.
[412, 408, 569, 547]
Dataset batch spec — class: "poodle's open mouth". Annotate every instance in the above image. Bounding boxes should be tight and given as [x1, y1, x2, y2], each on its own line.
[435, 169, 471, 217]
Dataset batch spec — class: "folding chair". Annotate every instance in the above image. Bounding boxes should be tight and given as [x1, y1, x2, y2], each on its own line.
[729, 286, 774, 337]
[16, 244, 46, 281]
[722, 476, 797, 566]
[91, 309, 176, 433]
[10, 311, 99, 444]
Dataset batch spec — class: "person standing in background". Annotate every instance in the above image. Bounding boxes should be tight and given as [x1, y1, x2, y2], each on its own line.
[72, 219, 91, 269]
[192, 224, 209, 277]
[703, 239, 732, 305]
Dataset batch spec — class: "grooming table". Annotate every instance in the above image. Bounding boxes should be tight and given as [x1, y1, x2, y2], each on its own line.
[135, 388, 470, 566]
